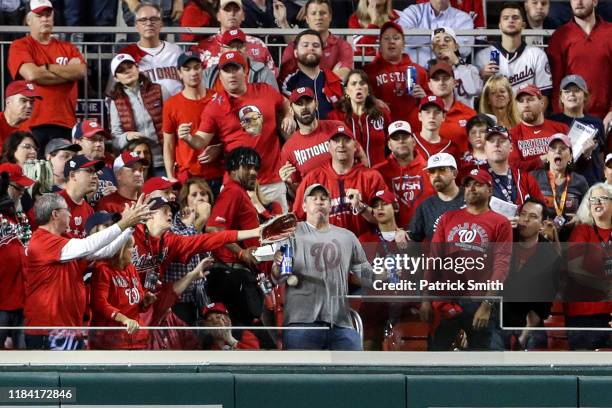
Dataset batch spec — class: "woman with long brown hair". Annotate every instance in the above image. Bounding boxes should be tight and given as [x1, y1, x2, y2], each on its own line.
[478, 75, 520, 129]
[328, 69, 390, 167]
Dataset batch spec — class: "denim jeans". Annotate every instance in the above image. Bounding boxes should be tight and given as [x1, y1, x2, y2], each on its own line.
[283, 322, 362, 351]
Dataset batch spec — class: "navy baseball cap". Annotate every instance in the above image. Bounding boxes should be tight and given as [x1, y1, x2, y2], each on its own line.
[85, 211, 121, 234]
[63, 155, 104, 178]
[148, 196, 180, 214]
[176, 51, 201, 69]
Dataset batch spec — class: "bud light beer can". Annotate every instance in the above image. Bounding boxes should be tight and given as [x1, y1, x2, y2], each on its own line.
[406, 66, 417, 95]
[490, 50, 500, 66]
[280, 243, 293, 276]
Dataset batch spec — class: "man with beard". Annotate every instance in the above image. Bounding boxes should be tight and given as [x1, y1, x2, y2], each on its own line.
[548, 0, 612, 127]
[96, 151, 148, 214]
[281, 29, 343, 120]
[184, 52, 294, 211]
[475, 2, 552, 100]
[205, 147, 266, 324]
[409, 153, 463, 242]
[0, 81, 41, 152]
[374, 120, 434, 228]
[279, 87, 345, 194]
[509, 85, 568, 172]
[58, 155, 104, 238]
[273, 183, 373, 350]
[364, 22, 428, 128]
[163, 52, 223, 187]
[279, 0, 353, 85]
[293, 126, 386, 236]
[420, 168, 512, 350]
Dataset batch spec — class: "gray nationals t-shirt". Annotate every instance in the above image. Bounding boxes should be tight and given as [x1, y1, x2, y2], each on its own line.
[283, 222, 373, 328]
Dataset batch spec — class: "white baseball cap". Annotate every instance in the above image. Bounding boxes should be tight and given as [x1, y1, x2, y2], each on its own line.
[431, 27, 458, 43]
[30, 0, 52, 14]
[110, 53, 136, 76]
[388, 120, 413, 136]
[425, 152, 457, 170]
[606, 153, 612, 165]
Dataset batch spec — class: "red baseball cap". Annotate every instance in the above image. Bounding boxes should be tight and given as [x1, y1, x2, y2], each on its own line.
[219, 51, 247, 70]
[380, 21, 404, 37]
[328, 125, 355, 141]
[370, 189, 397, 206]
[0, 163, 35, 187]
[221, 28, 247, 46]
[289, 87, 315, 103]
[113, 151, 149, 172]
[419, 95, 446, 112]
[142, 176, 179, 195]
[428, 61, 454, 78]
[73, 119, 108, 140]
[200, 302, 229, 318]
[462, 168, 493, 187]
[30, 0, 53, 14]
[5, 80, 42, 99]
[515, 84, 542, 99]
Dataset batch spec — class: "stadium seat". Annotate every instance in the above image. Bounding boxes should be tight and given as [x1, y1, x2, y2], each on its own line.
[544, 302, 569, 351]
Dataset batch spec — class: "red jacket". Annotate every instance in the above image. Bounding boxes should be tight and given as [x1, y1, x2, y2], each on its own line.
[293, 161, 387, 236]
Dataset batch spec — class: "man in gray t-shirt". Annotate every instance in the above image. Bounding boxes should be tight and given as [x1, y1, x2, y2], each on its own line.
[273, 183, 373, 350]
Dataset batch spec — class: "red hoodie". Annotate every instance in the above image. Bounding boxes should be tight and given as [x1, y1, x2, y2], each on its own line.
[293, 162, 387, 236]
[373, 154, 435, 228]
[364, 54, 429, 129]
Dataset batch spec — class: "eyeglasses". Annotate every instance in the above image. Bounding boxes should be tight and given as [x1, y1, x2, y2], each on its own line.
[18, 143, 38, 151]
[135, 16, 161, 25]
[589, 196, 611, 205]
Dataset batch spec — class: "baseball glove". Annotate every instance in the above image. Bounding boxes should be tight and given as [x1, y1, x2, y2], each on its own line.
[260, 213, 298, 244]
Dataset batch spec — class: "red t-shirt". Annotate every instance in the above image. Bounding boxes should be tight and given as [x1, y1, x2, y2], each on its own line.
[373, 154, 435, 228]
[131, 223, 239, 282]
[328, 108, 391, 167]
[198, 83, 284, 184]
[59, 189, 94, 238]
[439, 100, 476, 152]
[509, 120, 569, 172]
[363, 54, 429, 128]
[0, 112, 19, 155]
[207, 175, 260, 263]
[8, 35, 85, 129]
[24, 228, 87, 333]
[89, 261, 149, 349]
[429, 208, 513, 286]
[279, 33, 353, 86]
[95, 192, 135, 214]
[413, 133, 461, 163]
[179, 3, 213, 42]
[565, 224, 612, 317]
[0, 214, 26, 311]
[280, 120, 343, 183]
[163, 90, 224, 181]
[293, 162, 387, 236]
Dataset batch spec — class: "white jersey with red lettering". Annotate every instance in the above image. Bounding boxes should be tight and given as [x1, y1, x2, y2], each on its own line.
[119, 42, 183, 101]
[475, 42, 552, 94]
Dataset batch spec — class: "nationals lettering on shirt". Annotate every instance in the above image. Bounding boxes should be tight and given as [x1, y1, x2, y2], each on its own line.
[509, 120, 569, 171]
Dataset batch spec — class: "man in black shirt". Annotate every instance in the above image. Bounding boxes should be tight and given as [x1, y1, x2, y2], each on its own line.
[409, 152, 463, 241]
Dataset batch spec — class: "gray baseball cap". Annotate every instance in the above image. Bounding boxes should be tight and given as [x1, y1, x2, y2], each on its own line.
[303, 184, 330, 201]
[44, 138, 82, 156]
[560, 74, 588, 92]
